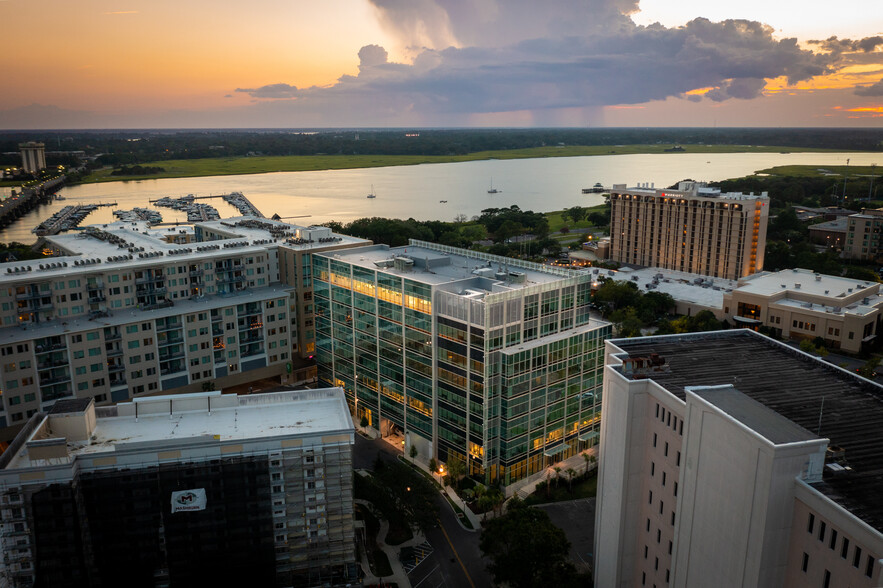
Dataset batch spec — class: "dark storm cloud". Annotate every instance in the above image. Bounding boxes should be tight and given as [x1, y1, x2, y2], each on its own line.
[233, 0, 845, 122]
[809, 35, 883, 54]
[855, 78, 883, 96]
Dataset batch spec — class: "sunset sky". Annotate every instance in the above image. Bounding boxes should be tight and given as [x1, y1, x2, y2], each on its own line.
[2, 0, 882, 128]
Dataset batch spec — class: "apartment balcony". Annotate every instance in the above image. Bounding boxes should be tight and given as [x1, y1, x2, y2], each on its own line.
[159, 350, 185, 362]
[34, 343, 65, 354]
[137, 286, 167, 296]
[158, 335, 184, 347]
[135, 274, 164, 285]
[156, 320, 182, 333]
[104, 331, 122, 341]
[142, 300, 174, 311]
[189, 268, 204, 277]
[108, 363, 125, 373]
[37, 358, 67, 370]
[106, 348, 123, 357]
[109, 377, 127, 387]
[88, 294, 107, 304]
[15, 291, 44, 301]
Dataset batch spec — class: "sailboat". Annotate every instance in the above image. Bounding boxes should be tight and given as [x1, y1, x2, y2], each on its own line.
[487, 179, 500, 194]
[366, 185, 377, 199]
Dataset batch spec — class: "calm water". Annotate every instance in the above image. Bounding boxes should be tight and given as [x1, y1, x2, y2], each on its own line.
[1, 151, 879, 244]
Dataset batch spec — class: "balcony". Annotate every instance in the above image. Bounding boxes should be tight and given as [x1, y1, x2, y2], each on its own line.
[109, 377, 127, 387]
[189, 268, 204, 277]
[15, 291, 45, 301]
[106, 348, 123, 357]
[37, 358, 67, 370]
[87, 279, 105, 289]
[135, 274, 163, 285]
[156, 320, 182, 332]
[159, 350, 185, 362]
[88, 294, 107, 304]
[39, 374, 71, 385]
[137, 286, 167, 296]
[158, 336, 184, 347]
[142, 300, 174, 311]
[108, 363, 125, 373]
[34, 343, 65, 354]
[104, 331, 122, 341]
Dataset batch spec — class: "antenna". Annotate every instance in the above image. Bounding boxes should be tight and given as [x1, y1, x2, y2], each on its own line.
[816, 396, 825, 436]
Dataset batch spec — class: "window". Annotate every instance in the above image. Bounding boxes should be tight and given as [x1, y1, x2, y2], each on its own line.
[671, 511, 675, 525]
[819, 521, 826, 542]
[676, 451, 681, 466]
[649, 490, 653, 504]
[841, 538, 850, 559]
[808, 513, 815, 534]
[854, 546, 862, 568]
[867, 555, 875, 578]
[653, 433, 657, 447]
[664, 442, 669, 457]
[829, 530, 837, 550]
[651, 462, 655, 476]
[802, 553, 809, 572]
[823, 570, 830, 588]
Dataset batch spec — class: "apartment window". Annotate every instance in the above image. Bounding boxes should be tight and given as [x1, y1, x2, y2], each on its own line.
[651, 462, 655, 476]
[654, 557, 658, 570]
[854, 546, 862, 568]
[656, 529, 661, 543]
[659, 500, 664, 514]
[646, 518, 650, 532]
[819, 521, 826, 542]
[841, 538, 850, 559]
[671, 511, 676, 525]
[653, 433, 657, 447]
[823, 570, 831, 588]
[802, 553, 809, 572]
[676, 451, 681, 466]
[648, 490, 653, 505]
[808, 513, 815, 534]
[662, 472, 667, 486]
[668, 541, 673, 555]
[664, 442, 669, 457]
[644, 545, 648, 559]
[829, 530, 837, 550]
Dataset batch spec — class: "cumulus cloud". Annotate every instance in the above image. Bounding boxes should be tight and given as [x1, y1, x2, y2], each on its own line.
[809, 35, 883, 55]
[855, 78, 883, 96]
[232, 0, 847, 124]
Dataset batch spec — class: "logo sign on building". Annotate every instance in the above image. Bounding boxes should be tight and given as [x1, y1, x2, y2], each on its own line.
[171, 488, 207, 513]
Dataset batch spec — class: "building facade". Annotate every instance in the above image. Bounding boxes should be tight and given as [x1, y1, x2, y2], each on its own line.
[0, 388, 357, 587]
[0, 218, 369, 439]
[17, 143, 45, 175]
[595, 330, 882, 588]
[843, 208, 883, 261]
[609, 181, 769, 280]
[722, 268, 882, 353]
[313, 240, 610, 491]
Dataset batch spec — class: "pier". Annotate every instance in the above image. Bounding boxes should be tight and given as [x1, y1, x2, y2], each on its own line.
[149, 192, 264, 218]
[32, 203, 108, 236]
[0, 175, 66, 232]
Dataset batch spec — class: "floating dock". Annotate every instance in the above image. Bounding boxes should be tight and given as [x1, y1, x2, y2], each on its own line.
[33, 203, 108, 236]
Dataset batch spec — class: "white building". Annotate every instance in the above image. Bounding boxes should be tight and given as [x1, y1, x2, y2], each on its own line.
[595, 329, 882, 587]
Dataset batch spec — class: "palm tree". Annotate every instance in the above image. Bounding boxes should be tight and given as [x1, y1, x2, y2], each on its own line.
[582, 452, 592, 475]
[566, 468, 577, 493]
[553, 466, 562, 489]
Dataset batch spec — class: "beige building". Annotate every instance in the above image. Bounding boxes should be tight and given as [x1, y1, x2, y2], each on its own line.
[596, 330, 882, 588]
[843, 208, 883, 261]
[722, 268, 882, 353]
[609, 181, 769, 280]
[18, 143, 45, 175]
[0, 218, 369, 439]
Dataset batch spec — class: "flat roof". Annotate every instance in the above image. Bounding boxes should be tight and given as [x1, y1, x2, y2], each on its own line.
[501, 320, 610, 355]
[807, 218, 848, 232]
[607, 267, 734, 309]
[320, 241, 577, 293]
[4, 389, 352, 469]
[611, 329, 883, 534]
[690, 385, 817, 445]
[735, 268, 879, 301]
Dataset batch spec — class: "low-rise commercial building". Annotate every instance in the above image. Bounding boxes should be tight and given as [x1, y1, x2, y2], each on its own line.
[844, 208, 883, 261]
[722, 268, 882, 353]
[596, 330, 882, 588]
[0, 388, 357, 587]
[808, 218, 848, 249]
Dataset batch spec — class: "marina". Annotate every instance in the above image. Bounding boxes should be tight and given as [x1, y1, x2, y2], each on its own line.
[152, 195, 221, 222]
[113, 207, 163, 224]
[32, 203, 116, 236]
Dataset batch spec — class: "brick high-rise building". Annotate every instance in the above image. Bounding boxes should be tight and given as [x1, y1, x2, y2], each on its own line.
[609, 182, 769, 280]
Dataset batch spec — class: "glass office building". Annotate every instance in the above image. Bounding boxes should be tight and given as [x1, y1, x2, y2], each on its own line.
[314, 240, 610, 489]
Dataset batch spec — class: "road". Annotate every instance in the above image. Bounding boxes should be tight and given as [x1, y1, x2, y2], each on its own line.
[354, 434, 493, 587]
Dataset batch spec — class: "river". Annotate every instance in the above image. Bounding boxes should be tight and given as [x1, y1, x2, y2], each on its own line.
[1, 151, 879, 244]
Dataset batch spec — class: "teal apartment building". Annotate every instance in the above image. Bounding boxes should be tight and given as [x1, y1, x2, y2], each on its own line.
[313, 240, 610, 490]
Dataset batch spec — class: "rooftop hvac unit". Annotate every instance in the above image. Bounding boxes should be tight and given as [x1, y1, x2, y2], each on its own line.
[393, 257, 414, 272]
[509, 271, 526, 284]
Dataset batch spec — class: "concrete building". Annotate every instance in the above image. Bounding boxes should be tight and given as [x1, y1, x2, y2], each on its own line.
[0, 388, 356, 587]
[0, 218, 369, 439]
[609, 181, 769, 280]
[595, 330, 883, 588]
[17, 143, 45, 175]
[313, 240, 611, 491]
[808, 218, 848, 249]
[843, 208, 883, 262]
[722, 268, 882, 353]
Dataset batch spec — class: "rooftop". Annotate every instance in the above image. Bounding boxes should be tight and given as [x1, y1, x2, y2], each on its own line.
[611, 181, 769, 202]
[611, 329, 883, 534]
[3, 388, 352, 470]
[734, 268, 880, 303]
[320, 240, 577, 294]
[607, 266, 735, 309]
[807, 218, 848, 232]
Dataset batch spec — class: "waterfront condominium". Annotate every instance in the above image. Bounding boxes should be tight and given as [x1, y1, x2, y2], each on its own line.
[0, 217, 369, 439]
[595, 329, 882, 588]
[609, 181, 769, 280]
[313, 240, 611, 491]
[0, 388, 357, 587]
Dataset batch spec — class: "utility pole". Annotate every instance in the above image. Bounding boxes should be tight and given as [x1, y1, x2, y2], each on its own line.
[870, 164, 877, 203]
[842, 159, 850, 204]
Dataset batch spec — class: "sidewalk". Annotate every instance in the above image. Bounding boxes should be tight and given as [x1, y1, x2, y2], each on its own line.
[356, 499, 430, 588]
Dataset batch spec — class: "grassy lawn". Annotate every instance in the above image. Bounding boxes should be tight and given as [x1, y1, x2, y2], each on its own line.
[756, 164, 882, 178]
[77, 144, 844, 185]
[523, 471, 598, 506]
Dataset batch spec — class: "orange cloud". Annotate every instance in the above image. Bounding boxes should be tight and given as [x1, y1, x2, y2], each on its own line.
[846, 106, 883, 112]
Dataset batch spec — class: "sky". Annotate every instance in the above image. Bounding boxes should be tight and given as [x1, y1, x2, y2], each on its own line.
[1, 0, 882, 128]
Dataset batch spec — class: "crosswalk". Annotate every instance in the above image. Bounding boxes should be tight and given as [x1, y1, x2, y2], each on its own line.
[401, 541, 434, 574]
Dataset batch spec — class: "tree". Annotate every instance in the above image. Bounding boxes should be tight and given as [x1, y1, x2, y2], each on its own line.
[370, 460, 439, 533]
[360, 416, 369, 428]
[553, 466, 562, 488]
[566, 206, 587, 222]
[582, 452, 592, 475]
[445, 453, 466, 491]
[429, 458, 438, 473]
[480, 506, 577, 588]
[566, 468, 576, 493]
[409, 444, 418, 462]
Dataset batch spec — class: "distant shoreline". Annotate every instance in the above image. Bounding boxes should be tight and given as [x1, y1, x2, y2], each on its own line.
[74, 144, 842, 185]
